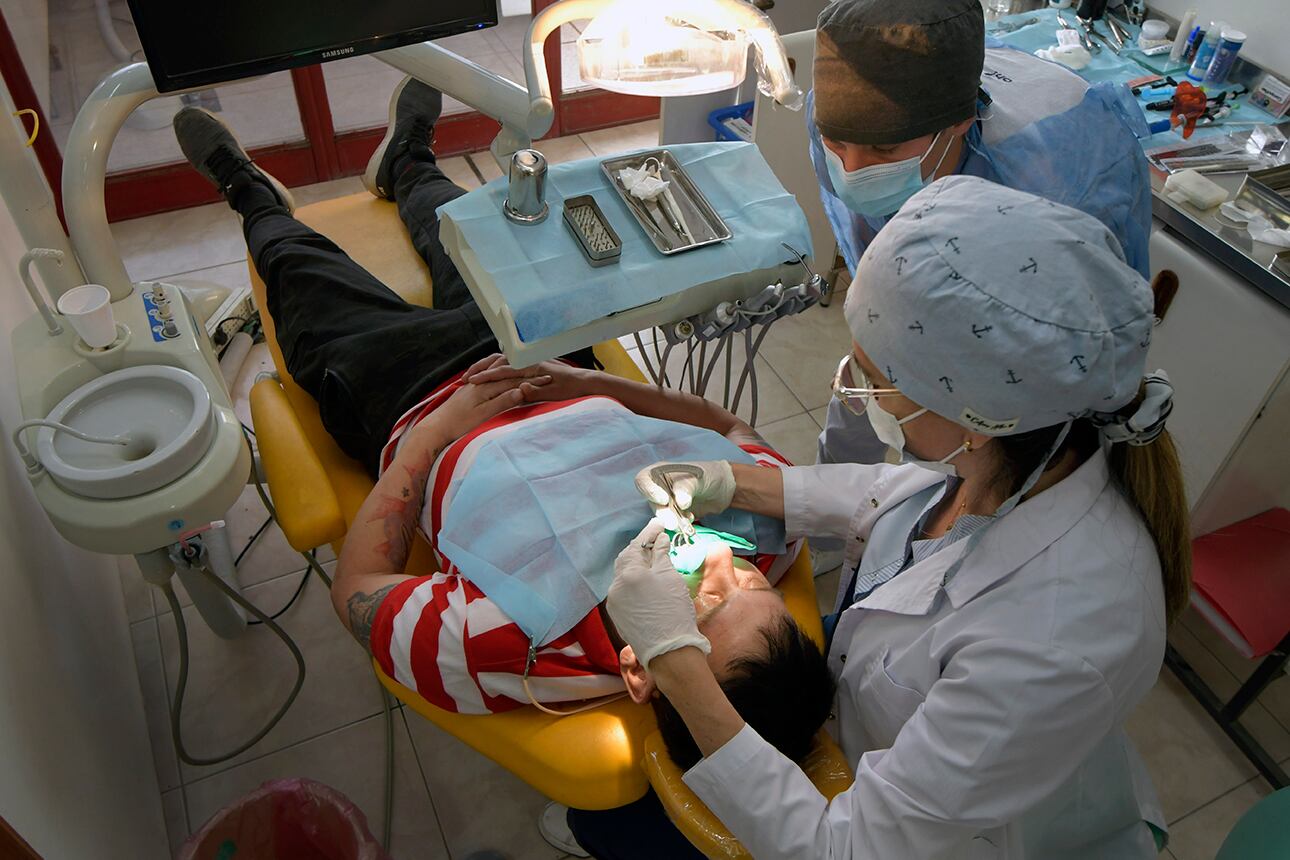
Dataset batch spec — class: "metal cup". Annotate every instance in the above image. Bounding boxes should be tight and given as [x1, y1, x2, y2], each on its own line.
[503, 148, 549, 224]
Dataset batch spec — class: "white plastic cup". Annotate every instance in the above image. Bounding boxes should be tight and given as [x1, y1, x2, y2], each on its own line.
[1140, 20, 1169, 41]
[57, 284, 117, 348]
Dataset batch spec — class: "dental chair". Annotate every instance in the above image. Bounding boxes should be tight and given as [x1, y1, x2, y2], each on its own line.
[246, 189, 853, 857]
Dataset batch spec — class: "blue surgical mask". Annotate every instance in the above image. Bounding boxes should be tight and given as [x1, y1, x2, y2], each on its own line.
[824, 131, 952, 219]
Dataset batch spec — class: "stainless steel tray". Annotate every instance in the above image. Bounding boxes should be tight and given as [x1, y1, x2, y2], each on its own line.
[1274, 250, 1290, 280]
[562, 194, 622, 268]
[600, 149, 732, 255]
[1235, 164, 1290, 231]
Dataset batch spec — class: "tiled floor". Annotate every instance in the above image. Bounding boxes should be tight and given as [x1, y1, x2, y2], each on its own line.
[41, 3, 588, 172]
[111, 119, 1285, 858]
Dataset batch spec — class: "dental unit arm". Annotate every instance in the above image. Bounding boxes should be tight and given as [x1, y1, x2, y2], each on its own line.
[63, 42, 551, 298]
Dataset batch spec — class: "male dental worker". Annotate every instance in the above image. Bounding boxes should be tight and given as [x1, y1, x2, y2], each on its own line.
[808, 0, 1154, 484]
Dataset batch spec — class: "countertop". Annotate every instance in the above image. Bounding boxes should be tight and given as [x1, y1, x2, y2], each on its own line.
[987, 10, 1290, 310]
[1149, 124, 1290, 311]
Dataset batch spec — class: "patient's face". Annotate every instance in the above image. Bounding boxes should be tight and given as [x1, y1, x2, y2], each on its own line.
[692, 547, 791, 676]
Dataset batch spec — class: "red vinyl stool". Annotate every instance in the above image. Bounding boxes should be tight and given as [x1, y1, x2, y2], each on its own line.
[1165, 508, 1290, 788]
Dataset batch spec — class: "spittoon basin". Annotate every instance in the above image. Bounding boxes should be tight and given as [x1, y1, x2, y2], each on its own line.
[36, 365, 216, 500]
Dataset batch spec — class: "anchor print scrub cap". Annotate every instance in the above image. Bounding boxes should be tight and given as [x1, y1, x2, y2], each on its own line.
[844, 175, 1155, 436]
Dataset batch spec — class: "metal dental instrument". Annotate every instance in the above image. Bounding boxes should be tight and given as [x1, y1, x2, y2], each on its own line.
[653, 160, 696, 243]
[780, 241, 828, 303]
[624, 241, 824, 428]
[1078, 16, 1114, 53]
[644, 197, 673, 240]
[990, 16, 1038, 34]
[1105, 14, 1131, 51]
[642, 157, 691, 242]
[1058, 14, 1100, 54]
[661, 184, 694, 244]
[621, 190, 674, 251]
[650, 464, 702, 546]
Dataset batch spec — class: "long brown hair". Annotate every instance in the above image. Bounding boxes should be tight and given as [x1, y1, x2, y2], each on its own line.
[992, 392, 1192, 623]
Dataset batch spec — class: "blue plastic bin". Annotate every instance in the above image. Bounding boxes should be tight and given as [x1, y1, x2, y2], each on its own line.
[708, 101, 755, 142]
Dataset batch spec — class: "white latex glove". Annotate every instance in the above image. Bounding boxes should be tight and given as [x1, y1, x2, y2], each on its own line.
[633, 460, 736, 532]
[607, 521, 710, 669]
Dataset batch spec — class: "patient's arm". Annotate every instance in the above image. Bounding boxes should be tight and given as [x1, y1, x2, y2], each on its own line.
[331, 422, 444, 649]
[469, 358, 769, 449]
[332, 369, 536, 650]
[584, 371, 770, 448]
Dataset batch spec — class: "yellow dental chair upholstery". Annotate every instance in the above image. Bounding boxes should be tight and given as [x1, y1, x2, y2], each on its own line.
[246, 189, 852, 856]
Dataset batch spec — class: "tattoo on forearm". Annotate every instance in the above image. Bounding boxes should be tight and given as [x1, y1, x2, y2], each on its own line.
[369, 461, 435, 569]
[341, 442, 444, 651]
[346, 583, 399, 651]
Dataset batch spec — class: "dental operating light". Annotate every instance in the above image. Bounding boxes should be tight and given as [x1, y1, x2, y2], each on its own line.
[524, 0, 803, 124]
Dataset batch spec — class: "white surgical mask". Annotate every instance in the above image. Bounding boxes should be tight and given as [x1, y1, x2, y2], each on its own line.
[823, 130, 953, 219]
[865, 396, 968, 476]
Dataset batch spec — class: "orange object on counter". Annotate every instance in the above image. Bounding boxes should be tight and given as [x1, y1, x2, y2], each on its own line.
[1171, 81, 1209, 138]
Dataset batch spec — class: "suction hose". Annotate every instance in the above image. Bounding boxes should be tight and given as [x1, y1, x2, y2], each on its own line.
[157, 427, 395, 848]
[161, 567, 306, 767]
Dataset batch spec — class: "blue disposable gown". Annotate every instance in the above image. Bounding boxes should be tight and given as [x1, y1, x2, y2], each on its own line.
[809, 41, 1153, 278]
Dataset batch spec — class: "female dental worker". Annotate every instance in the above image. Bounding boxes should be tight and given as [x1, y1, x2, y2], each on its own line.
[601, 176, 1190, 860]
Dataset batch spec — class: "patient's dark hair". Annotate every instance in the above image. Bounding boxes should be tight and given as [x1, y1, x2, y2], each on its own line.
[652, 615, 835, 770]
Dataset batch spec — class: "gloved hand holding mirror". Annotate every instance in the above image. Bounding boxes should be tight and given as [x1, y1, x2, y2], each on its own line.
[633, 460, 737, 532]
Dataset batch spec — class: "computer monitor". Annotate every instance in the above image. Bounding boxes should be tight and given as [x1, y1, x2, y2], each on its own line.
[125, 0, 499, 92]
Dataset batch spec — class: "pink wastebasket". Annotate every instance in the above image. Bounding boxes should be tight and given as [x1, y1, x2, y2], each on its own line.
[178, 777, 391, 860]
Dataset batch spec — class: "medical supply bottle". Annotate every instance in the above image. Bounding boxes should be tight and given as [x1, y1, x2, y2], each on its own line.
[1202, 29, 1246, 87]
[1186, 22, 1223, 82]
[1168, 8, 1197, 64]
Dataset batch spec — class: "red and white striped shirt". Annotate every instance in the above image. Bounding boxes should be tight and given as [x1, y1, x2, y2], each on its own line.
[369, 371, 800, 714]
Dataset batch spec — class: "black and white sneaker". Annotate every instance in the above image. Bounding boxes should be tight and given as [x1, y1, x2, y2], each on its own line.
[172, 107, 294, 212]
[537, 802, 590, 858]
[362, 76, 444, 200]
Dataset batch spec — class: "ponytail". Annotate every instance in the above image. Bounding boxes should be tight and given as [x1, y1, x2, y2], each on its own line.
[993, 408, 1192, 625]
[1106, 428, 1191, 623]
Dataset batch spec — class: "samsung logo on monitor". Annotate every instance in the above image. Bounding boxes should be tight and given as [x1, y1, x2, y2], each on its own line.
[321, 46, 356, 59]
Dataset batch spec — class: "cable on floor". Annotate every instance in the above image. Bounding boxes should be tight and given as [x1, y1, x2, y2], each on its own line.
[247, 567, 311, 626]
[235, 514, 273, 566]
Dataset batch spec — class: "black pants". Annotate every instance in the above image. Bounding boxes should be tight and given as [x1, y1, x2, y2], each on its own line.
[236, 157, 593, 475]
[567, 791, 706, 859]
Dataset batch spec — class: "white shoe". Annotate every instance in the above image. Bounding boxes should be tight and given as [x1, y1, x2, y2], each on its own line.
[538, 801, 590, 857]
[811, 547, 844, 577]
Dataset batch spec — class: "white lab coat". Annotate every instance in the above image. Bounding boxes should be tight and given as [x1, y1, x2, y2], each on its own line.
[684, 451, 1168, 859]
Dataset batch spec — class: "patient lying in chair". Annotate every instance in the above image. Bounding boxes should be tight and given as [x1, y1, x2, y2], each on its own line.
[173, 79, 834, 770]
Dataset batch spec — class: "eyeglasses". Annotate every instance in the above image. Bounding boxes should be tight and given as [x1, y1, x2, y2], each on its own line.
[831, 354, 902, 416]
